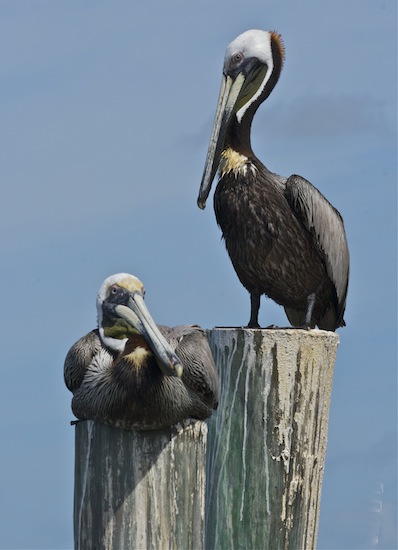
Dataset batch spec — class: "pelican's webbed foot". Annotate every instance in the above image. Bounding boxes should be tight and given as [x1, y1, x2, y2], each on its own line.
[246, 321, 261, 329]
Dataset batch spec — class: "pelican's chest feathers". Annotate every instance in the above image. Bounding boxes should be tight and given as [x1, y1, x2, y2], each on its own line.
[123, 335, 152, 369]
[109, 335, 157, 393]
[219, 147, 257, 178]
[214, 160, 290, 247]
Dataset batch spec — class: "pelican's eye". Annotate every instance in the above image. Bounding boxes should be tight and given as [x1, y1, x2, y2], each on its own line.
[110, 285, 119, 296]
[107, 284, 128, 304]
[231, 52, 244, 65]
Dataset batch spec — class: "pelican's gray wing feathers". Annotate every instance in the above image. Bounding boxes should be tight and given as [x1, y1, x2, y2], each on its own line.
[284, 175, 349, 327]
[159, 324, 219, 410]
[64, 329, 104, 393]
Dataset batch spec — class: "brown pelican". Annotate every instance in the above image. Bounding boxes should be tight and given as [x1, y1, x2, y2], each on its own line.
[197, 29, 349, 330]
[64, 273, 219, 430]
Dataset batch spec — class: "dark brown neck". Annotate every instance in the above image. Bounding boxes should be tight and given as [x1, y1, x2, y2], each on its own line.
[225, 115, 253, 157]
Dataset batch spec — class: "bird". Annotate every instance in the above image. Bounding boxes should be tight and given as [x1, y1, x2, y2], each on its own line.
[64, 273, 219, 430]
[197, 29, 349, 330]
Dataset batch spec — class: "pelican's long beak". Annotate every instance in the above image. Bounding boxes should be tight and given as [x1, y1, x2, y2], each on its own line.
[115, 294, 183, 378]
[197, 73, 246, 209]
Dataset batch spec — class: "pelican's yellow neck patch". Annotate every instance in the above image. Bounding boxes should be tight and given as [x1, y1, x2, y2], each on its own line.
[125, 346, 151, 368]
[219, 147, 249, 177]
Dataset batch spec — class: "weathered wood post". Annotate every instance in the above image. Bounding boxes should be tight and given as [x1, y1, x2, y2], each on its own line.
[205, 328, 339, 550]
[74, 419, 207, 549]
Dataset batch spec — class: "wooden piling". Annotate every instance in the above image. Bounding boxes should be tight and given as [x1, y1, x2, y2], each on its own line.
[205, 328, 339, 550]
[73, 419, 207, 550]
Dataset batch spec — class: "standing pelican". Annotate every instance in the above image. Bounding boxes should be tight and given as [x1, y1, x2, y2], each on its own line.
[64, 273, 219, 430]
[197, 29, 349, 330]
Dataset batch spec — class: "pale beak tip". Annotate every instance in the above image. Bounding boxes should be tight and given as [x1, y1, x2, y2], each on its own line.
[197, 198, 207, 210]
[176, 364, 183, 378]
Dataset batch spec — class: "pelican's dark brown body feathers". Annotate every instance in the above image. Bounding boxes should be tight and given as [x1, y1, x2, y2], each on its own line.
[214, 158, 348, 330]
[198, 30, 349, 330]
[65, 325, 218, 430]
[64, 274, 219, 430]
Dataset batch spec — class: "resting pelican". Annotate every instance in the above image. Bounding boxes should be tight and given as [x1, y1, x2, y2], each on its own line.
[64, 273, 219, 430]
[197, 29, 349, 330]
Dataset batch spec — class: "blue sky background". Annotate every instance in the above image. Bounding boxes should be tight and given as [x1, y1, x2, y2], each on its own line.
[1, 1, 396, 548]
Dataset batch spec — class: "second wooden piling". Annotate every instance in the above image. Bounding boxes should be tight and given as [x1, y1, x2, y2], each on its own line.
[205, 328, 338, 550]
